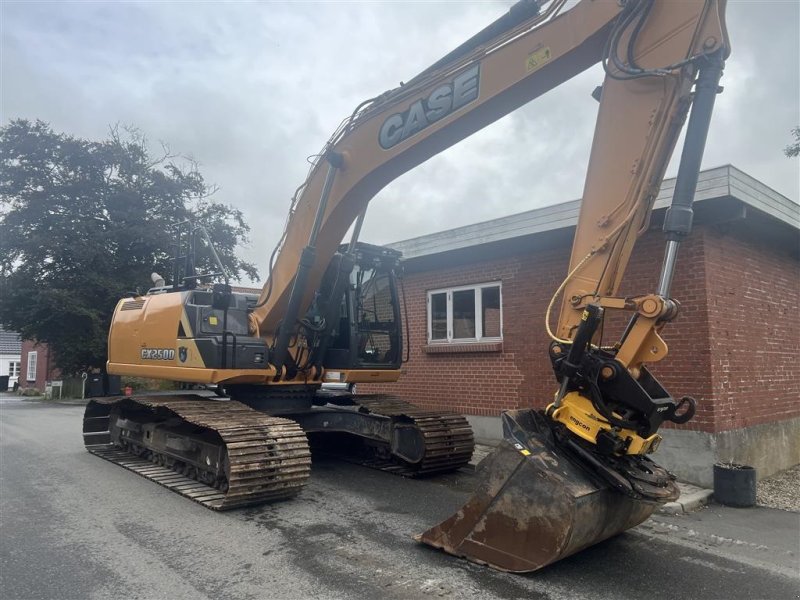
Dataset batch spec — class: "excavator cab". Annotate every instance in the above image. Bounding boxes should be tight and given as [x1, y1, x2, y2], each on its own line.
[319, 243, 403, 375]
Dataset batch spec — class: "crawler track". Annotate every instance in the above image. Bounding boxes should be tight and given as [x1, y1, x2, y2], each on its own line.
[335, 395, 475, 476]
[83, 395, 311, 510]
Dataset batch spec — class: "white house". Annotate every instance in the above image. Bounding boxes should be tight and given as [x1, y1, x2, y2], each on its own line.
[0, 328, 22, 390]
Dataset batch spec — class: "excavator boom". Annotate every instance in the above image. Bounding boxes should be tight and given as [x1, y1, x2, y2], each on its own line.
[251, 0, 728, 384]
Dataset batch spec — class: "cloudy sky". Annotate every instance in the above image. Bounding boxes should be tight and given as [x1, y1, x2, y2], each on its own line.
[3, 0, 798, 283]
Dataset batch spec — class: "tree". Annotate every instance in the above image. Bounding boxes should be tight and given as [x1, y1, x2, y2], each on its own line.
[785, 126, 800, 158]
[0, 119, 258, 375]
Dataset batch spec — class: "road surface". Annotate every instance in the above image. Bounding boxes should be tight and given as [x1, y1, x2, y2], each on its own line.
[1, 397, 798, 599]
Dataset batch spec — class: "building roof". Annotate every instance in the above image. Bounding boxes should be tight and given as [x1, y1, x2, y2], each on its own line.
[388, 165, 799, 260]
[0, 328, 22, 355]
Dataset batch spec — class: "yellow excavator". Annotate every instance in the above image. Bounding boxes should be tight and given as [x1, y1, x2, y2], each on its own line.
[83, 0, 729, 572]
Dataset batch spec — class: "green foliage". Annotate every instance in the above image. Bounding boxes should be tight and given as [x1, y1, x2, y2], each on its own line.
[785, 126, 800, 158]
[0, 119, 258, 375]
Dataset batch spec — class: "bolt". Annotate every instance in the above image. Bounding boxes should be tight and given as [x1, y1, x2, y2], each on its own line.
[642, 298, 659, 315]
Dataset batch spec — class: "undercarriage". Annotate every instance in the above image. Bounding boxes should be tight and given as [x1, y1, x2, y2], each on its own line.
[83, 395, 312, 509]
[83, 391, 475, 510]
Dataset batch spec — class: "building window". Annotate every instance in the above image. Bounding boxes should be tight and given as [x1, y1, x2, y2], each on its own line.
[9, 362, 20, 378]
[427, 282, 502, 343]
[27, 351, 37, 382]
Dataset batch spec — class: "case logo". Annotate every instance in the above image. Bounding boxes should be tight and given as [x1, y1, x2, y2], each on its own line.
[379, 64, 480, 150]
[178, 346, 188, 363]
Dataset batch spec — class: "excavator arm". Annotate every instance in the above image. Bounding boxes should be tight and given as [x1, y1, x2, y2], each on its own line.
[371, 0, 728, 573]
[252, 0, 729, 394]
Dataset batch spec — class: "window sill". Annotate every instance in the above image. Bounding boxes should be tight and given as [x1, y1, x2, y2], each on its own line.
[423, 341, 503, 354]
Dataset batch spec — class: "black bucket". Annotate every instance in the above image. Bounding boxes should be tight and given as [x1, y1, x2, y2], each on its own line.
[713, 463, 756, 507]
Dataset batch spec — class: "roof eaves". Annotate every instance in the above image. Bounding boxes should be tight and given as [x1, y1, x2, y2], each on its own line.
[389, 166, 797, 259]
[726, 165, 799, 228]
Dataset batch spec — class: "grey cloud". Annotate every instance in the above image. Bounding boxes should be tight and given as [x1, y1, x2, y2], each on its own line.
[2, 0, 798, 284]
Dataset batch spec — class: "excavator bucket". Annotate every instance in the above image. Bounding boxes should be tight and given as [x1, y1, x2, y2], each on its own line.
[416, 409, 668, 573]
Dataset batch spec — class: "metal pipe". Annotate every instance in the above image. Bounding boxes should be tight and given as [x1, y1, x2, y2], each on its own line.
[658, 50, 724, 297]
[271, 153, 342, 374]
[411, 0, 541, 82]
[656, 240, 680, 297]
[662, 51, 724, 242]
[554, 304, 603, 408]
[553, 378, 570, 408]
[197, 226, 230, 284]
[348, 209, 367, 253]
[308, 160, 339, 247]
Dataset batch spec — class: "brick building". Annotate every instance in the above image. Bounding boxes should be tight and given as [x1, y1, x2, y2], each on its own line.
[20, 340, 59, 393]
[361, 165, 799, 487]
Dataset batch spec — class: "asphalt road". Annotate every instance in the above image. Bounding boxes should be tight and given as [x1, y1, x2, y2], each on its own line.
[1, 397, 798, 600]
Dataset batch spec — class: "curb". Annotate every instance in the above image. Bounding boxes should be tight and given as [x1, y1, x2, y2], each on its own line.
[7, 396, 90, 406]
[464, 443, 497, 472]
[659, 482, 713, 514]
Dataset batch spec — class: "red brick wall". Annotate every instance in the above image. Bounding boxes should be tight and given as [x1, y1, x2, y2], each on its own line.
[703, 226, 800, 432]
[362, 222, 798, 435]
[20, 340, 59, 392]
[611, 231, 715, 433]
[372, 256, 529, 416]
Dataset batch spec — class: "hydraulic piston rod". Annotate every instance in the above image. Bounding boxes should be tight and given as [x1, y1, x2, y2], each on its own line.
[657, 51, 725, 298]
[271, 152, 343, 374]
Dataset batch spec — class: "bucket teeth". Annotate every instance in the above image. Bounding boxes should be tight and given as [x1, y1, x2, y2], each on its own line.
[417, 408, 678, 573]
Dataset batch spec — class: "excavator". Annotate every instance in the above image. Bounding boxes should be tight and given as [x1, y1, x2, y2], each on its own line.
[82, 0, 729, 572]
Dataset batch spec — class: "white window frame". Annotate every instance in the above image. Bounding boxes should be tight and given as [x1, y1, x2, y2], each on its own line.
[27, 351, 38, 382]
[427, 282, 503, 344]
[9, 362, 20, 378]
